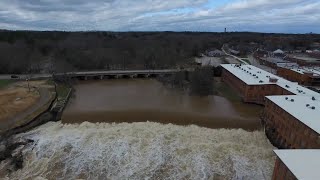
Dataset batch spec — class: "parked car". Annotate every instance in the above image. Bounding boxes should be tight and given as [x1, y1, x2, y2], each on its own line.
[11, 75, 19, 79]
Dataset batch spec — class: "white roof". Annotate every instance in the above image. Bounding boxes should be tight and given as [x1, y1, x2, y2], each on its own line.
[291, 67, 320, 77]
[274, 150, 320, 180]
[291, 55, 320, 61]
[266, 95, 320, 134]
[221, 64, 320, 97]
[274, 49, 284, 54]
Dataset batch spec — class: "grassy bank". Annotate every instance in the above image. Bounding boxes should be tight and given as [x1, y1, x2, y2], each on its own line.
[0, 80, 13, 88]
[241, 58, 251, 65]
[56, 84, 71, 100]
[46, 79, 71, 100]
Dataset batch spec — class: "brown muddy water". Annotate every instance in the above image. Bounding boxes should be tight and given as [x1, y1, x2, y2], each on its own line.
[62, 79, 263, 130]
[1, 79, 275, 180]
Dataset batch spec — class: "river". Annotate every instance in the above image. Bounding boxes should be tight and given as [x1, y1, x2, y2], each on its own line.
[0, 79, 275, 179]
[62, 79, 262, 130]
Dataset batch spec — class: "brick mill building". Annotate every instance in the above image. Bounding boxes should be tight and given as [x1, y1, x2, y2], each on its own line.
[272, 150, 320, 180]
[263, 95, 320, 149]
[277, 66, 320, 86]
[221, 64, 319, 105]
[221, 64, 320, 179]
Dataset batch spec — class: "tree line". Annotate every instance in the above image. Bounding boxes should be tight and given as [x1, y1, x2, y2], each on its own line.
[0, 30, 319, 74]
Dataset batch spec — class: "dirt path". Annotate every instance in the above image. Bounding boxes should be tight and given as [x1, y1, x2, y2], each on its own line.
[0, 87, 51, 132]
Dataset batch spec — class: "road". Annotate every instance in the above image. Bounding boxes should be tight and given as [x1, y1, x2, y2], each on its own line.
[221, 45, 249, 65]
[0, 74, 52, 80]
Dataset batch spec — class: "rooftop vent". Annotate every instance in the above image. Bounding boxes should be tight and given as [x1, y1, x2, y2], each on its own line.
[290, 99, 294, 102]
[306, 104, 310, 107]
[285, 85, 290, 88]
[269, 77, 278, 83]
[311, 106, 315, 110]
[312, 96, 316, 101]
[285, 97, 289, 100]
[259, 80, 264, 83]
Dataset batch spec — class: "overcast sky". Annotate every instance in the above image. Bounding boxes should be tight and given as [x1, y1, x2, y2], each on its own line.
[0, 0, 319, 33]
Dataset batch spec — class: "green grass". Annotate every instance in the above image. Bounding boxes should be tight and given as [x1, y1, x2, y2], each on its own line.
[241, 58, 251, 65]
[0, 79, 14, 88]
[56, 84, 71, 100]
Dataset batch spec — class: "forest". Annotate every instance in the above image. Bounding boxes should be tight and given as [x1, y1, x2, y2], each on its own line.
[0, 30, 319, 74]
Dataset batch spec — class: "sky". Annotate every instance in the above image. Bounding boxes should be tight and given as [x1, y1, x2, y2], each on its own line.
[0, 0, 319, 33]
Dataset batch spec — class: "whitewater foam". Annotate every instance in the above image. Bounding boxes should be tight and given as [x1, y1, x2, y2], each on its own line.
[1, 121, 275, 179]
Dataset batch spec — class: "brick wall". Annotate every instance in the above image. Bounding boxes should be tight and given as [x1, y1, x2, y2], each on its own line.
[277, 67, 311, 85]
[272, 158, 297, 180]
[221, 69, 294, 105]
[263, 99, 320, 149]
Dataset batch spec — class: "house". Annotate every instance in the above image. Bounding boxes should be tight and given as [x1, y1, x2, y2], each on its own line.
[206, 49, 224, 57]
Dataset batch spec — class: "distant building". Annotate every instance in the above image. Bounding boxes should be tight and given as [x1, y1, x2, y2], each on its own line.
[277, 66, 320, 86]
[272, 150, 320, 180]
[258, 57, 290, 68]
[286, 54, 320, 66]
[206, 49, 224, 57]
[273, 49, 286, 58]
[273, 49, 284, 54]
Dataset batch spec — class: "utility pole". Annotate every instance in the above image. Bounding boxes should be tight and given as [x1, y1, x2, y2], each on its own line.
[26, 78, 30, 92]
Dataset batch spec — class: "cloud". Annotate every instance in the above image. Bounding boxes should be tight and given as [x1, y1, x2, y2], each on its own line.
[0, 0, 319, 33]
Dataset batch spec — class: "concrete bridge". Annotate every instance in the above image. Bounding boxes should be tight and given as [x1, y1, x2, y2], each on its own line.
[55, 69, 187, 80]
[0, 69, 190, 80]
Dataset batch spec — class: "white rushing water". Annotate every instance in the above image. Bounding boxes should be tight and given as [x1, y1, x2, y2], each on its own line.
[1, 121, 275, 180]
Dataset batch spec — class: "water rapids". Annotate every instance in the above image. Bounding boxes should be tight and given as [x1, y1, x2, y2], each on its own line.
[1, 121, 275, 179]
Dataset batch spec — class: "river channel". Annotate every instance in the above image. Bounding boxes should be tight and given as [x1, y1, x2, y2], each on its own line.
[1, 79, 275, 180]
[62, 79, 263, 130]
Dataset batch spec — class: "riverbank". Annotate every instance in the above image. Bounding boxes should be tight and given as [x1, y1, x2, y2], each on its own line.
[0, 80, 56, 133]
